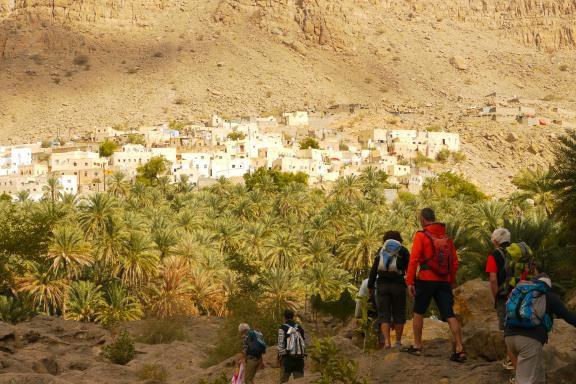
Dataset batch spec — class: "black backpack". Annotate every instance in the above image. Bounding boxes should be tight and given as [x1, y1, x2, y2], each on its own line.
[246, 330, 267, 357]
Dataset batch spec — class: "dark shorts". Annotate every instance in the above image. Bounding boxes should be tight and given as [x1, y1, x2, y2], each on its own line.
[413, 280, 455, 322]
[376, 282, 407, 324]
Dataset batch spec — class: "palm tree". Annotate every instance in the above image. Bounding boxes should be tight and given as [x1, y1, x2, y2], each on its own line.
[42, 175, 62, 205]
[60, 193, 79, 209]
[146, 256, 197, 319]
[301, 238, 333, 265]
[152, 227, 178, 258]
[551, 131, 576, 233]
[260, 268, 305, 316]
[338, 213, 383, 275]
[15, 262, 69, 315]
[97, 282, 143, 325]
[305, 215, 337, 245]
[359, 165, 388, 195]
[302, 262, 355, 301]
[188, 266, 226, 316]
[115, 231, 159, 288]
[331, 175, 363, 202]
[265, 232, 302, 269]
[236, 222, 271, 266]
[16, 190, 30, 203]
[93, 215, 125, 275]
[176, 175, 194, 194]
[211, 216, 241, 256]
[512, 168, 555, 216]
[47, 224, 92, 278]
[108, 171, 131, 199]
[63, 280, 105, 322]
[78, 193, 117, 238]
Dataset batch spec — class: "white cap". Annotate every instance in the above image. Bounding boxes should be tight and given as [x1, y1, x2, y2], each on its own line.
[491, 228, 511, 245]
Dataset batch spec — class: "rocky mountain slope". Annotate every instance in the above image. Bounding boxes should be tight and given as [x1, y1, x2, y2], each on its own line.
[1, 280, 575, 384]
[1, 0, 576, 193]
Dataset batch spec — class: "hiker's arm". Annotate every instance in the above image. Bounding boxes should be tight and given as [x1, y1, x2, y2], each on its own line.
[549, 293, 576, 327]
[277, 327, 286, 357]
[406, 234, 421, 286]
[367, 256, 379, 291]
[401, 246, 410, 273]
[489, 272, 498, 299]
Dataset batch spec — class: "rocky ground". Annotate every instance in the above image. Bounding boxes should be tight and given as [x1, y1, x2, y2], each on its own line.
[1, 279, 575, 384]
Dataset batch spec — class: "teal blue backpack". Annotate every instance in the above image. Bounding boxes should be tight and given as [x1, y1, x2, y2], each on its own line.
[505, 280, 553, 332]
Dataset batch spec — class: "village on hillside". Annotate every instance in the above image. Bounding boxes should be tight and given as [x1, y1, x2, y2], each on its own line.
[0, 108, 463, 201]
[2, 92, 573, 202]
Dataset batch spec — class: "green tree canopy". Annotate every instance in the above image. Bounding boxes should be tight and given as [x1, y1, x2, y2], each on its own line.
[99, 140, 119, 157]
[244, 167, 308, 191]
[136, 157, 171, 186]
[299, 137, 320, 150]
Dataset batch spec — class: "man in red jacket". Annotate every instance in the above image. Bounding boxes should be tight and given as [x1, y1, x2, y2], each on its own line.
[404, 208, 466, 362]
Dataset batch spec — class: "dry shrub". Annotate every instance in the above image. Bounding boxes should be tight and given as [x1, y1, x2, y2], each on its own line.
[137, 364, 168, 383]
[73, 54, 89, 66]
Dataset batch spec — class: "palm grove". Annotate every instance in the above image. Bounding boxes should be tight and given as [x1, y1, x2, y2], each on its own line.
[0, 132, 575, 333]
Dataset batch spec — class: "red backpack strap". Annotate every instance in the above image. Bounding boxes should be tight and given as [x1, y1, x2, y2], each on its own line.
[419, 230, 436, 270]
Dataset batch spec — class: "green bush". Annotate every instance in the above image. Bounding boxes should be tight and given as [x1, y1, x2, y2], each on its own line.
[436, 148, 451, 163]
[99, 140, 118, 157]
[137, 364, 168, 383]
[299, 137, 320, 150]
[138, 319, 188, 344]
[311, 290, 355, 323]
[0, 295, 37, 324]
[414, 152, 434, 167]
[243, 167, 308, 191]
[227, 131, 246, 141]
[127, 134, 146, 145]
[452, 151, 466, 163]
[310, 338, 367, 384]
[103, 331, 136, 365]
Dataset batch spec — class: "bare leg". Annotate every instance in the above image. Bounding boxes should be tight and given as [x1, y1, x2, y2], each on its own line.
[446, 317, 464, 353]
[413, 313, 424, 349]
[508, 347, 517, 367]
[380, 322, 391, 347]
[394, 323, 404, 345]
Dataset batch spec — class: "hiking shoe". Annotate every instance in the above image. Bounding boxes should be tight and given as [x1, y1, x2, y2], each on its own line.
[401, 346, 422, 356]
[502, 358, 515, 371]
[449, 351, 467, 363]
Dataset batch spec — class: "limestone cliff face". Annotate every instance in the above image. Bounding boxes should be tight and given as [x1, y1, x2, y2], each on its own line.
[0, 0, 162, 22]
[214, 0, 576, 51]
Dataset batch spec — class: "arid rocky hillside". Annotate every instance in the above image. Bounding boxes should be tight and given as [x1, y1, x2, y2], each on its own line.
[1, 0, 576, 193]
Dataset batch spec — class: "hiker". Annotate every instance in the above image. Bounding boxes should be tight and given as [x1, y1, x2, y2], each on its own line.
[404, 208, 466, 362]
[485, 228, 517, 369]
[504, 273, 576, 384]
[278, 309, 306, 383]
[239, 323, 266, 384]
[368, 230, 410, 349]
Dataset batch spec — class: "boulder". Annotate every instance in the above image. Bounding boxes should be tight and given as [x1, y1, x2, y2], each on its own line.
[450, 56, 468, 70]
[463, 326, 506, 361]
[453, 279, 495, 326]
[32, 356, 59, 375]
[506, 132, 519, 142]
[0, 322, 17, 354]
